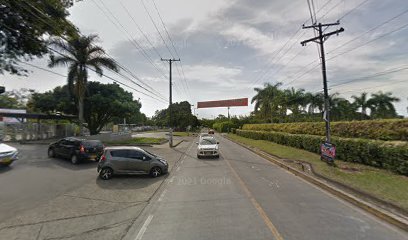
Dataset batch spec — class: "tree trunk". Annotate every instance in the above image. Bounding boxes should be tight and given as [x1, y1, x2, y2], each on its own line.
[78, 96, 84, 135]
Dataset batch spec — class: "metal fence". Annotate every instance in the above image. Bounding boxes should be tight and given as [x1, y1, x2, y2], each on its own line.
[0, 122, 76, 142]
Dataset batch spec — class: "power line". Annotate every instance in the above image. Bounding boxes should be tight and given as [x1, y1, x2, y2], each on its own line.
[338, 0, 370, 20]
[249, 0, 335, 87]
[18, 61, 67, 78]
[1, 19, 166, 104]
[151, 0, 193, 101]
[18, 0, 167, 101]
[140, 0, 191, 100]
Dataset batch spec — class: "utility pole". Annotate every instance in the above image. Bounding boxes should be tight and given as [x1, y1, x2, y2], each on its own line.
[301, 22, 344, 143]
[161, 58, 180, 148]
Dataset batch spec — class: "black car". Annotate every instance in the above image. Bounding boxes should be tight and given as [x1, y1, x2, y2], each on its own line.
[48, 137, 104, 164]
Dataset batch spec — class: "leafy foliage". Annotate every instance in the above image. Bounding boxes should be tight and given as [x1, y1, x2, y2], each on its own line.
[28, 82, 145, 135]
[236, 129, 408, 175]
[48, 34, 119, 124]
[152, 101, 198, 131]
[242, 119, 408, 141]
[251, 83, 400, 122]
[0, 0, 77, 75]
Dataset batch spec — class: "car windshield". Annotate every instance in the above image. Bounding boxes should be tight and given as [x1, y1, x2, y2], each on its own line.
[200, 138, 217, 145]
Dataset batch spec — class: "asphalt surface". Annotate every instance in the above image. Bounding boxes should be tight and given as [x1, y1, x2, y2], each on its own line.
[0, 140, 189, 240]
[124, 134, 408, 240]
[0, 143, 96, 223]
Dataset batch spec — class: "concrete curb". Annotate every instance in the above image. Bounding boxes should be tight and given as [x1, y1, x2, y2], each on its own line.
[224, 135, 408, 232]
[172, 140, 185, 148]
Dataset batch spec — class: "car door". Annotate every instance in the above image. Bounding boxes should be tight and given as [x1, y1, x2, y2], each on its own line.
[61, 139, 75, 158]
[126, 150, 150, 173]
[109, 150, 130, 173]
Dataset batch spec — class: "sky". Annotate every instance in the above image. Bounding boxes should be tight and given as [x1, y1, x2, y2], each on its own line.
[1, 0, 408, 118]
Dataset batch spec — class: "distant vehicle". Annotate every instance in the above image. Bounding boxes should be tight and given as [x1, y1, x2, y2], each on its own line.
[196, 136, 219, 159]
[48, 138, 104, 164]
[97, 146, 168, 180]
[0, 143, 19, 166]
[208, 129, 215, 134]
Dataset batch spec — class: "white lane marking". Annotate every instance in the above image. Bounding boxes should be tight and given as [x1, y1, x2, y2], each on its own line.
[158, 189, 167, 202]
[135, 215, 154, 240]
[176, 166, 180, 172]
[169, 176, 174, 183]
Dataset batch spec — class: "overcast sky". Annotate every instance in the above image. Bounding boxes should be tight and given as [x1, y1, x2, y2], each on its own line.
[1, 0, 407, 118]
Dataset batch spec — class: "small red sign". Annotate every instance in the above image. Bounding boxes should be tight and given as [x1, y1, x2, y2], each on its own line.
[197, 98, 248, 108]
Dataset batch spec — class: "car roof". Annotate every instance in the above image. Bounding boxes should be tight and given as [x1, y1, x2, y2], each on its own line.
[63, 137, 101, 143]
[104, 146, 144, 151]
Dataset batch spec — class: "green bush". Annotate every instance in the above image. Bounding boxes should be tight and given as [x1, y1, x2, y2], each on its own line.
[213, 121, 239, 133]
[236, 129, 408, 175]
[242, 119, 408, 141]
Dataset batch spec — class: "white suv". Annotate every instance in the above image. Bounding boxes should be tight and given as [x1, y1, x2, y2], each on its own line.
[196, 137, 219, 159]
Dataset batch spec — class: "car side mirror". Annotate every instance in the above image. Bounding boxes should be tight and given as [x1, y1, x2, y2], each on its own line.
[143, 156, 146, 160]
[195, 142, 199, 145]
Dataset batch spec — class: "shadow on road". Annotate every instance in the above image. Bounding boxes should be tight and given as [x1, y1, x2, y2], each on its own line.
[0, 165, 13, 174]
[95, 173, 167, 190]
[45, 157, 98, 170]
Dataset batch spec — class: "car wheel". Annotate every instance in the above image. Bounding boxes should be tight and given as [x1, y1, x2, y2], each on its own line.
[197, 155, 201, 159]
[71, 154, 79, 164]
[150, 167, 162, 178]
[48, 148, 55, 158]
[99, 167, 113, 180]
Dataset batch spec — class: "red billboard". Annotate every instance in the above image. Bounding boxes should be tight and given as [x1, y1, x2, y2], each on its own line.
[197, 98, 248, 108]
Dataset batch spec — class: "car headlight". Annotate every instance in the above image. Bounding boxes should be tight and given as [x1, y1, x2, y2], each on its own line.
[159, 159, 168, 165]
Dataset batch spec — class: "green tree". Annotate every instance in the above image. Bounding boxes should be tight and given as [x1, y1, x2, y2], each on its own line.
[152, 101, 198, 130]
[284, 87, 306, 116]
[251, 82, 283, 121]
[48, 34, 119, 130]
[0, 0, 78, 75]
[0, 95, 21, 109]
[351, 92, 370, 117]
[368, 91, 400, 119]
[28, 82, 144, 135]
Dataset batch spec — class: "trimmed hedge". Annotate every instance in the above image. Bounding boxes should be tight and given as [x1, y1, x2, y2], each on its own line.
[213, 121, 239, 133]
[242, 119, 408, 141]
[236, 129, 408, 175]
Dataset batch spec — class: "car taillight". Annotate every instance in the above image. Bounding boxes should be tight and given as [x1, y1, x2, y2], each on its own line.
[100, 155, 106, 161]
[80, 145, 85, 153]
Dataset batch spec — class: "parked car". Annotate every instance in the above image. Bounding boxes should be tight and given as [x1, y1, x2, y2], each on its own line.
[0, 143, 19, 167]
[97, 146, 168, 180]
[208, 129, 215, 134]
[196, 136, 219, 159]
[48, 137, 104, 164]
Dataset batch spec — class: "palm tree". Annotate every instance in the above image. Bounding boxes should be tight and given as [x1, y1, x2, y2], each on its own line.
[306, 92, 324, 114]
[251, 82, 282, 121]
[48, 34, 119, 131]
[283, 87, 305, 116]
[351, 92, 370, 116]
[367, 91, 400, 119]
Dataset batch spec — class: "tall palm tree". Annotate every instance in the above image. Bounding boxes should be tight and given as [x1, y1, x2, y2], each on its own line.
[283, 87, 305, 116]
[351, 92, 370, 116]
[48, 34, 119, 130]
[367, 91, 400, 119]
[251, 82, 282, 121]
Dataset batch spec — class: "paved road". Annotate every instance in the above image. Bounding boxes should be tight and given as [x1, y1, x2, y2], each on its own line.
[0, 141, 190, 240]
[125, 134, 408, 240]
[0, 143, 96, 223]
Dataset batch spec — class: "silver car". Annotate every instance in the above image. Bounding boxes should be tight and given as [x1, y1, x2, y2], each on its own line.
[197, 137, 219, 159]
[0, 143, 19, 167]
[97, 146, 168, 180]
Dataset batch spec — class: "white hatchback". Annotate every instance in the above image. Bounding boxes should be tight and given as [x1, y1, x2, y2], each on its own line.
[196, 137, 219, 159]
